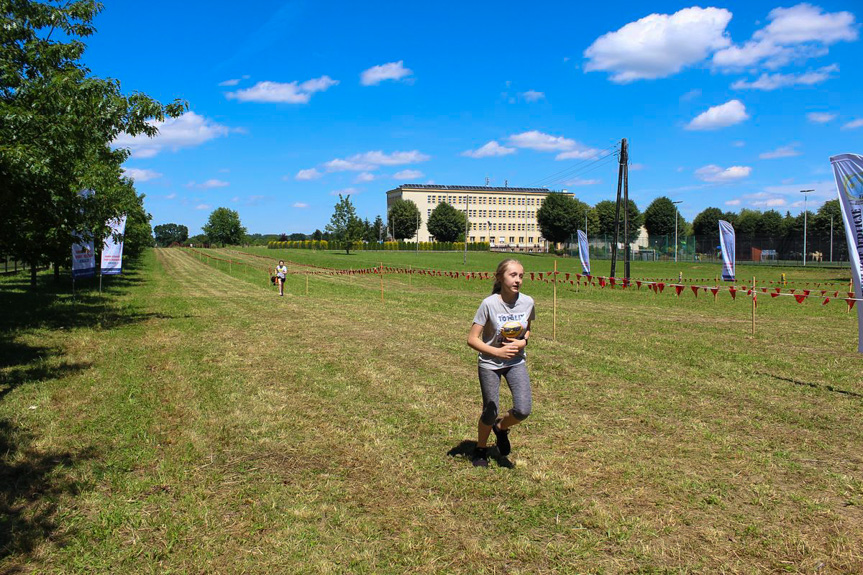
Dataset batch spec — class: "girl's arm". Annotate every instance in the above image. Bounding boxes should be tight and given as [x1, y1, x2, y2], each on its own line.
[468, 323, 519, 360]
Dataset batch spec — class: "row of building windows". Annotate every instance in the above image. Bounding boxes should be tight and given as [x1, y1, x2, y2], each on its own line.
[474, 223, 536, 232]
[426, 195, 543, 207]
[425, 209, 536, 219]
[470, 237, 535, 244]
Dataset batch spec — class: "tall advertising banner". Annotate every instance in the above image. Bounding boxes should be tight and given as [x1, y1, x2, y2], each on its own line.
[71, 189, 96, 279]
[718, 220, 736, 281]
[830, 152, 863, 353]
[101, 215, 127, 275]
[577, 230, 591, 275]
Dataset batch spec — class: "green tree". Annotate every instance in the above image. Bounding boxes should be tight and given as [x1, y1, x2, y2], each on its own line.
[536, 192, 584, 245]
[0, 0, 186, 287]
[760, 209, 783, 237]
[388, 199, 421, 240]
[427, 202, 468, 242]
[593, 199, 642, 241]
[325, 194, 363, 254]
[735, 209, 762, 237]
[123, 192, 155, 258]
[312, 229, 323, 241]
[154, 223, 189, 246]
[692, 207, 724, 238]
[372, 215, 386, 243]
[202, 207, 246, 246]
[642, 197, 682, 238]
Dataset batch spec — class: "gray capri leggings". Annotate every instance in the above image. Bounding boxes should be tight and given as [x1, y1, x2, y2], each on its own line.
[478, 363, 532, 426]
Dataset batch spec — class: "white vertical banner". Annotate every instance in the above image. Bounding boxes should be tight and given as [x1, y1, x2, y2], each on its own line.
[718, 220, 736, 281]
[577, 229, 591, 275]
[830, 152, 863, 353]
[101, 214, 127, 275]
[71, 189, 96, 279]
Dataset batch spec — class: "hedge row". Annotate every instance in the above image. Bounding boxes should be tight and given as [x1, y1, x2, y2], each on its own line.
[267, 240, 491, 251]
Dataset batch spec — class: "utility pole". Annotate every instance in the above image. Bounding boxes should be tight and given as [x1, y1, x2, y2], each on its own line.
[801, 189, 814, 266]
[610, 138, 628, 280]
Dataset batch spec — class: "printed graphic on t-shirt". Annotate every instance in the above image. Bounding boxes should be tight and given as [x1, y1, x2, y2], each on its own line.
[496, 312, 527, 343]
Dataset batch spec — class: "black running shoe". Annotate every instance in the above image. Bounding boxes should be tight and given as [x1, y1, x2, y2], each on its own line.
[472, 447, 489, 467]
[492, 424, 511, 456]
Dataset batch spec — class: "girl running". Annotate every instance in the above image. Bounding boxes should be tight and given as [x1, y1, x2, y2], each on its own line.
[467, 258, 535, 467]
[275, 260, 288, 296]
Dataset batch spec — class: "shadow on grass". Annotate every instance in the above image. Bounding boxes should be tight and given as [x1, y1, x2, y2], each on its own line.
[447, 440, 514, 469]
[761, 372, 863, 398]
[0, 419, 96, 567]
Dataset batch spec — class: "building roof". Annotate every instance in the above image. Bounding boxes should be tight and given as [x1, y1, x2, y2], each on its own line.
[388, 183, 555, 194]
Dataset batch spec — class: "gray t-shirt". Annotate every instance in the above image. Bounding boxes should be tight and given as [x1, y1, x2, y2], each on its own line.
[472, 293, 536, 370]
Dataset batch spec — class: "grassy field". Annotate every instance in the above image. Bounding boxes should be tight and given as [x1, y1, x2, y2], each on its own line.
[1, 248, 861, 573]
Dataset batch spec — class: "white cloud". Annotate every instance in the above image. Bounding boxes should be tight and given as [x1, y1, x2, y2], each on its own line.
[122, 168, 162, 182]
[680, 89, 701, 102]
[325, 150, 429, 171]
[226, 76, 338, 103]
[752, 197, 787, 207]
[629, 163, 645, 171]
[713, 4, 858, 70]
[732, 140, 746, 147]
[556, 149, 601, 161]
[760, 145, 801, 159]
[842, 119, 863, 130]
[324, 158, 376, 172]
[113, 112, 230, 158]
[695, 164, 752, 182]
[293, 202, 309, 208]
[219, 78, 241, 86]
[731, 64, 839, 90]
[508, 130, 575, 151]
[584, 7, 732, 83]
[165, 193, 176, 200]
[330, 187, 359, 196]
[393, 169, 423, 180]
[360, 61, 413, 86]
[246, 195, 266, 206]
[686, 100, 749, 131]
[462, 141, 517, 158]
[230, 197, 240, 203]
[519, 90, 545, 102]
[725, 199, 741, 206]
[563, 178, 600, 186]
[295, 168, 322, 180]
[807, 112, 836, 123]
[201, 179, 229, 188]
[195, 204, 211, 210]
[354, 172, 376, 183]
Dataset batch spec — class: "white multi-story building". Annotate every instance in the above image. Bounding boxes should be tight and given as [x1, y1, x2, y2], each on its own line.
[386, 184, 573, 251]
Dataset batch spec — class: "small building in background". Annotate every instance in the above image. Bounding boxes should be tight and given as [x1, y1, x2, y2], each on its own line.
[386, 183, 573, 252]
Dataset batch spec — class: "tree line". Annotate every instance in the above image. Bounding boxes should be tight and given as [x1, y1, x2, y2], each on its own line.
[1, 0, 186, 287]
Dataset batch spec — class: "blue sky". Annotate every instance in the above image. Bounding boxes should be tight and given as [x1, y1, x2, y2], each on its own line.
[86, 1, 861, 235]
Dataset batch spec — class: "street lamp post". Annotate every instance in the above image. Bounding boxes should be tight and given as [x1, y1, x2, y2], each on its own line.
[801, 189, 814, 266]
[673, 201, 683, 263]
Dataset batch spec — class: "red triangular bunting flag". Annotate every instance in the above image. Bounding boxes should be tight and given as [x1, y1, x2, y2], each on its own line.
[847, 298, 856, 310]
[691, 285, 699, 297]
[710, 287, 719, 296]
[729, 287, 737, 300]
[795, 294, 806, 303]
[675, 285, 684, 296]
[823, 297, 830, 305]
[658, 282, 665, 293]
[636, 280, 642, 289]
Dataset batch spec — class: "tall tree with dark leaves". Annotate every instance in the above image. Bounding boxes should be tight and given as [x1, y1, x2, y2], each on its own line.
[0, 0, 186, 286]
[388, 199, 421, 241]
[325, 194, 363, 254]
[202, 208, 246, 247]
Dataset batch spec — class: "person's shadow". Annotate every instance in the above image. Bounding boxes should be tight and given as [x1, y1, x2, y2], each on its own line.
[447, 440, 514, 468]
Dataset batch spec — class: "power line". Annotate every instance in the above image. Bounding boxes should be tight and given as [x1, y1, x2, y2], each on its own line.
[528, 140, 621, 188]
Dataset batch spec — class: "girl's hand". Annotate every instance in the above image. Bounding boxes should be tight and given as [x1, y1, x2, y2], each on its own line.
[496, 340, 520, 359]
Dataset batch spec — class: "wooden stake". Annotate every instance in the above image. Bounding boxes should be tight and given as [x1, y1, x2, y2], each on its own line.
[751, 275, 756, 335]
[553, 260, 557, 341]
